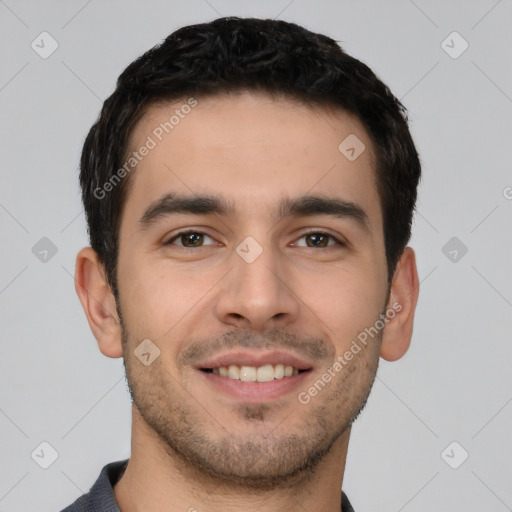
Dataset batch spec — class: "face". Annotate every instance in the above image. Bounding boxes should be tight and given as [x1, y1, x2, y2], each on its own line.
[115, 91, 390, 488]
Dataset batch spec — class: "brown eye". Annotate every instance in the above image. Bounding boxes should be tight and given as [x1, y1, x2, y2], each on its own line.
[166, 231, 215, 247]
[295, 232, 340, 248]
[306, 233, 329, 247]
[181, 232, 204, 247]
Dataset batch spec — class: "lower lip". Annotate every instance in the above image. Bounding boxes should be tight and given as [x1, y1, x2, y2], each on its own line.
[199, 370, 312, 402]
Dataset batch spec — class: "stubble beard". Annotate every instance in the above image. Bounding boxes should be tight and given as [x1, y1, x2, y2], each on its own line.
[119, 319, 381, 491]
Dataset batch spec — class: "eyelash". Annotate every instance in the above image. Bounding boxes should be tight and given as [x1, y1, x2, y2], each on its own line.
[164, 230, 345, 249]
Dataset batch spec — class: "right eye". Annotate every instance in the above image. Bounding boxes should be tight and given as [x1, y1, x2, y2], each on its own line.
[165, 231, 217, 248]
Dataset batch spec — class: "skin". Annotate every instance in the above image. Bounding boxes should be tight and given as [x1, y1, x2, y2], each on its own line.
[75, 91, 419, 512]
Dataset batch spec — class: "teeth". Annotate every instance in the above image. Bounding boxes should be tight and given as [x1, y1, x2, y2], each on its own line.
[210, 363, 303, 382]
[256, 364, 274, 382]
[274, 364, 285, 379]
[228, 365, 240, 379]
[240, 366, 256, 382]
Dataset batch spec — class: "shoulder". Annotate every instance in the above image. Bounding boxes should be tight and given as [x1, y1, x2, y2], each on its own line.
[342, 491, 356, 512]
[59, 459, 128, 512]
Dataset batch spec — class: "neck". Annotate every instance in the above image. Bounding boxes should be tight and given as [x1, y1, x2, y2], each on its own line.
[114, 407, 351, 512]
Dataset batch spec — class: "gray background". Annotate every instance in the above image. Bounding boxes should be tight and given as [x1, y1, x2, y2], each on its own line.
[1, 0, 511, 510]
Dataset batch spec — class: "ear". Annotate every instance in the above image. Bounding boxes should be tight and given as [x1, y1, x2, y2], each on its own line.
[380, 246, 419, 362]
[74, 247, 123, 358]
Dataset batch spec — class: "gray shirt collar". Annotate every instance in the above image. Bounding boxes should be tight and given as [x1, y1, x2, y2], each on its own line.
[61, 459, 356, 512]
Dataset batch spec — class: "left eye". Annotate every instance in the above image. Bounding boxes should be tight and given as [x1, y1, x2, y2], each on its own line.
[294, 232, 340, 248]
[166, 231, 216, 248]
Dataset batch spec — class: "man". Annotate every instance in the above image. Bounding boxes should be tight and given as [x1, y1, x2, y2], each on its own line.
[63, 16, 420, 512]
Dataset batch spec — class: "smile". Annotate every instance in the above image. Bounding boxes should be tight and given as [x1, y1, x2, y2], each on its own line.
[202, 364, 305, 382]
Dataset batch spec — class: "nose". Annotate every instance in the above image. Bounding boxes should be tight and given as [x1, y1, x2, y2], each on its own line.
[213, 238, 301, 331]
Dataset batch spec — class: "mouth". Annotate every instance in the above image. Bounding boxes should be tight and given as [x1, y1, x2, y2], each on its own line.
[195, 351, 314, 402]
[200, 364, 309, 382]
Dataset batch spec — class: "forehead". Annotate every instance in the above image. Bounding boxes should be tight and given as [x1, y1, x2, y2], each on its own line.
[122, 91, 381, 229]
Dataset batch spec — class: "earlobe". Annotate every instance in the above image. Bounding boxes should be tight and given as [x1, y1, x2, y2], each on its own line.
[380, 247, 419, 362]
[74, 247, 123, 358]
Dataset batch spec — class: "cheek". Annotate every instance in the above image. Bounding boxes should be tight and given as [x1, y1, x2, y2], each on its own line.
[118, 260, 220, 339]
[294, 266, 385, 347]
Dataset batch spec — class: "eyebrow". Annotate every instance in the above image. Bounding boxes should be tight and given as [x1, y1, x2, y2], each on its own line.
[280, 195, 370, 231]
[139, 193, 235, 228]
[138, 193, 370, 232]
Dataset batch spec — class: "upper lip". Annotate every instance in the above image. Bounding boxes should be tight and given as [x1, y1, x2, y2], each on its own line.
[196, 350, 314, 371]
